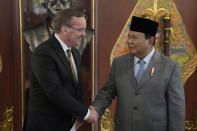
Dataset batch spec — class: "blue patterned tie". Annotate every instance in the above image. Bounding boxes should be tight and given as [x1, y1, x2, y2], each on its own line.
[136, 60, 145, 85]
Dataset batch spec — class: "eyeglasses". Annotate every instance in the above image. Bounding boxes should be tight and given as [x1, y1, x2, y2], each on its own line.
[66, 24, 86, 33]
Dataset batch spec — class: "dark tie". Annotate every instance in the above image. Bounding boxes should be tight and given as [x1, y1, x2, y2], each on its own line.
[67, 49, 78, 85]
[136, 60, 145, 85]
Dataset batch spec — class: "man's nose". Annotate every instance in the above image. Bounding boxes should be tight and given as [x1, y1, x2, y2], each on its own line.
[127, 38, 133, 44]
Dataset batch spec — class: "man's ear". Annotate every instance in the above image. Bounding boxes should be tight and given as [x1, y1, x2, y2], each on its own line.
[60, 25, 68, 33]
[148, 36, 154, 45]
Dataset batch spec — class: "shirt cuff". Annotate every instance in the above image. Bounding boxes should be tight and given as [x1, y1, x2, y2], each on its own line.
[84, 109, 90, 120]
[70, 121, 76, 131]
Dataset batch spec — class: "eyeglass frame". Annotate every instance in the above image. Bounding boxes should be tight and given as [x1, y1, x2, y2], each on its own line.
[66, 24, 86, 33]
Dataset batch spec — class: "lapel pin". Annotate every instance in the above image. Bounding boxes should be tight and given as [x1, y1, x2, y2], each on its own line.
[150, 67, 154, 77]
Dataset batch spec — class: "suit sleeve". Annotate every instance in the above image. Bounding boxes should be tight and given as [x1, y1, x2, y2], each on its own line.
[92, 59, 117, 117]
[167, 62, 185, 131]
[31, 49, 88, 120]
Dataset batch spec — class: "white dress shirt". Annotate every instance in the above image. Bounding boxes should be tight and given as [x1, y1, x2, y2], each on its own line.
[134, 47, 155, 76]
[55, 33, 78, 81]
[54, 34, 90, 131]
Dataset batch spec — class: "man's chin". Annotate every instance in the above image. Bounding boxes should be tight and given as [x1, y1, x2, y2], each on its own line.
[70, 42, 80, 47]
[129, 50, 136, 55]
[76, 42, 81, 47]
[74, 42, 81, 47]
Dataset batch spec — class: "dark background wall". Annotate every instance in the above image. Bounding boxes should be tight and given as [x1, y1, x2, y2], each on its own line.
[97, 0, 138, 118]
[0, 0, 23, 130]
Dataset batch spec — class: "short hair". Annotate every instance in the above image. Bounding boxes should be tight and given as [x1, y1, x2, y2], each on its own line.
[144, 33, 156, 46]
[53, 8, 87, 33]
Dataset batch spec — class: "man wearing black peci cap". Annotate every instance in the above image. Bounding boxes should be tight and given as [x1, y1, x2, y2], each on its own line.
[91, 16, 185, 131]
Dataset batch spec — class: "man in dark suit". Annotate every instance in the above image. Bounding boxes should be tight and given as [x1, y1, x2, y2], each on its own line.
[92, 16, 185, 131]
[24, 8, 98, 131]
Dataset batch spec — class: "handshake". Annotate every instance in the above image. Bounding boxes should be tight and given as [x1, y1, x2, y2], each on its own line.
[73, 106, 99, 131]
[73, 105, 99, 131]
[86, 105, 99, 123]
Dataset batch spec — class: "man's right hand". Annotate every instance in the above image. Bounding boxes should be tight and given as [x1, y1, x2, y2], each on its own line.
[86, 106, 98, 123]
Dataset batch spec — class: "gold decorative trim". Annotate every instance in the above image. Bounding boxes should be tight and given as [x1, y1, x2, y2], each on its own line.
[0, 106, 14, 131]
[91, 0, 95, 102]
[0, 54, 2, 73]
[91, 0, 95, 130]
[25, 80, 30, 89]
[142, 0, 169, 21]
[164, 28, 170, 30]
[19, 0, 25, 127]
[100, 109, 114, 131]
[163, 40, 170, 43]
[185, 110, 197, 130]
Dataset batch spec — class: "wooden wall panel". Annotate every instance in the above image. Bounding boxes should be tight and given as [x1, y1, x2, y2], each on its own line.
[0, 0, 15, 124]
[97, 0, 138, 118]
[0, 0, 23, 130]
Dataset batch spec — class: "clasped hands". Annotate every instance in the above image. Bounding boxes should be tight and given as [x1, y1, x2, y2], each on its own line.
[75, 106, 98, 130]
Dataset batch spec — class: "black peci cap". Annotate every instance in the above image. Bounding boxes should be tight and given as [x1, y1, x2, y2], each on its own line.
[130, 16, 159, 36]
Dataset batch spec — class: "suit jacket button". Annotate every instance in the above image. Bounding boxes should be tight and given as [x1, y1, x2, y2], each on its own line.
[134, 106, 138, 110]
[135, 92, 139, 96]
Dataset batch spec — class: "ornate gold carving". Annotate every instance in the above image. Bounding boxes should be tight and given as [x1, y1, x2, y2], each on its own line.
[185, 110, 197, 130]
[164, 15, 170, 20]
[142, 0, 176, 41]
[164, 28, 170, 31]
[142, 0, 169, 20]
[100, 109, 114, 131]
[0, 54, 2, 73]
[141, 0, 176, 41]
[142, 0, 178, 56]
[0, 106, 14, 131]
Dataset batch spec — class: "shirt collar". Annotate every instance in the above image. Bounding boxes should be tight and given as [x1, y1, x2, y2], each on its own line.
[55, 33, 70, 52]
[134, 47, 155, 65]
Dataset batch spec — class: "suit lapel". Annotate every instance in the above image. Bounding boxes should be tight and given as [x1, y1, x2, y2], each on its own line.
[54, 40, 70, 69]
[51, 36, 77, 84]
[128, 54, 137, 87]
[136, 51, 161, 89]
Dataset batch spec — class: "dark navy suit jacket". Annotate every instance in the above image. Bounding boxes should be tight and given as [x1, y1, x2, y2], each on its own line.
[25, 35, 88, 131]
